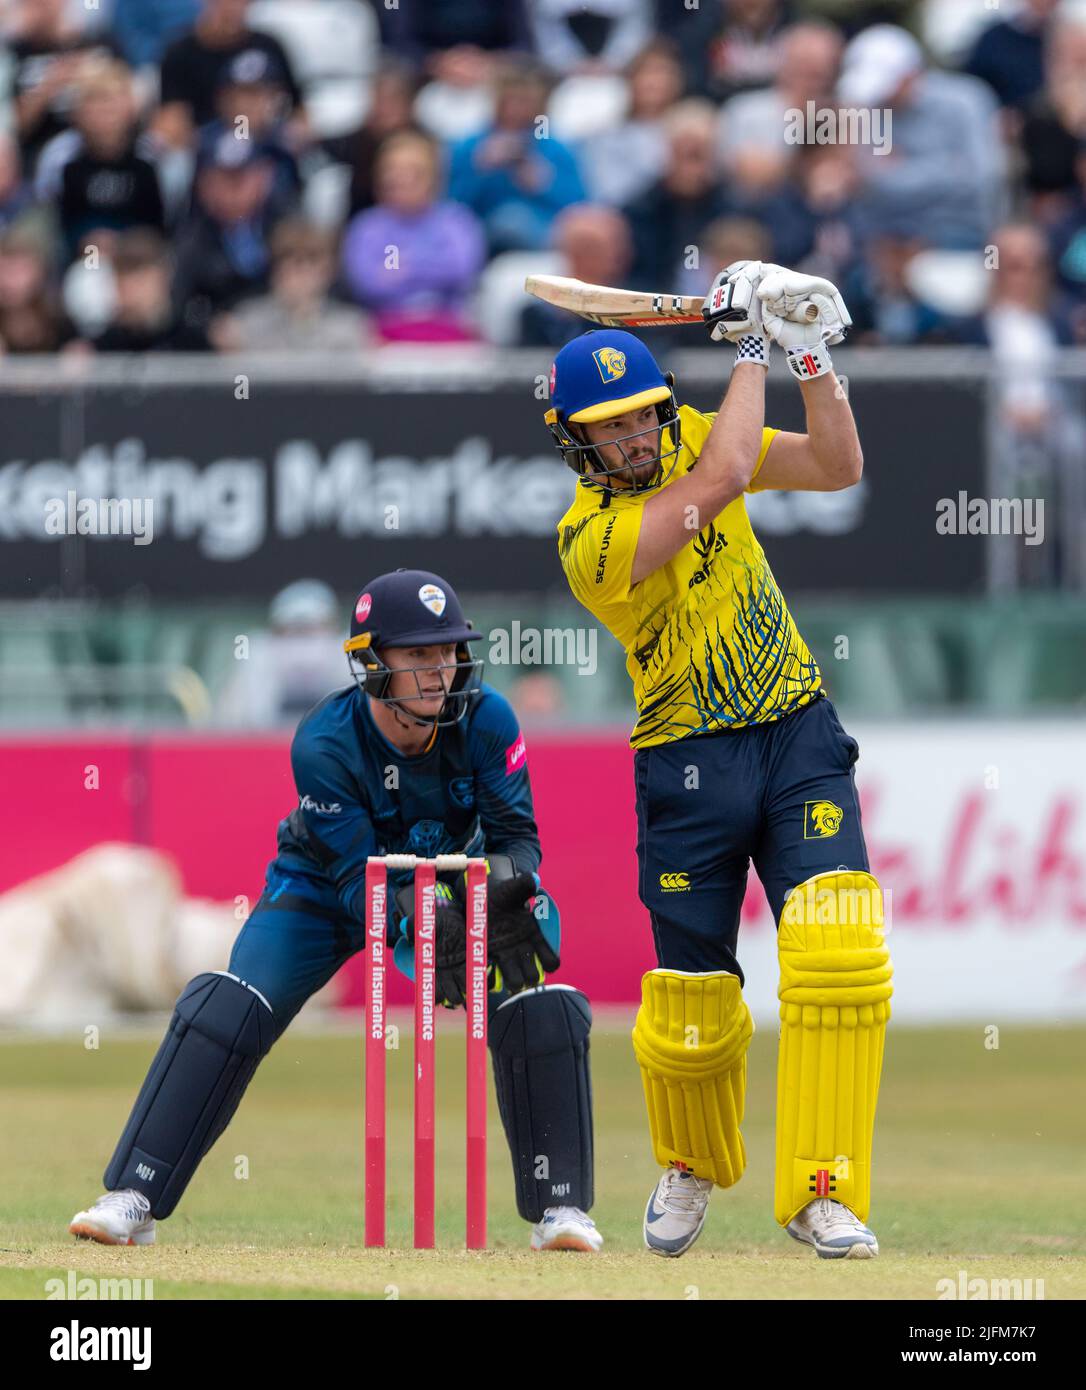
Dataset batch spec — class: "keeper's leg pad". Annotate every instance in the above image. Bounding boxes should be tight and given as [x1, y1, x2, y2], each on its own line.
[488, 984, 594, 1223]
[631, 970, 753, 1188]
[104, 971, 278, 1218]
[775, 870, 893, 1227]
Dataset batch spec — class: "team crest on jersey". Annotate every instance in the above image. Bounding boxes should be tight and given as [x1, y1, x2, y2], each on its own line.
[449, 777, 475, 809]
[592, 346, 626, 383]
[408, 819, 446, 857]
[804, 800, 844, 839]
[418, 583, 446, 616]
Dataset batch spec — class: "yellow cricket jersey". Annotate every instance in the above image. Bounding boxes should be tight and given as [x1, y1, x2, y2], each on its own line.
[557, 403, 822, 749]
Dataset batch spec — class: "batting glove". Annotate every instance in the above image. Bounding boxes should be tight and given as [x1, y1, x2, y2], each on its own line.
[703, 261, 779, 369]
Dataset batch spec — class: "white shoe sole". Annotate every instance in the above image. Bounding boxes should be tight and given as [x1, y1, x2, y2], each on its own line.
[69, 1219, 155, 1247]
[531, 1226, 602, 1253]
[786, 1223, 878, 1260]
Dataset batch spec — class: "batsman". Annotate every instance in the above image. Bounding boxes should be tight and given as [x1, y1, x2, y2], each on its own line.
[69, 569, 600, 1253]
[547, 263, 893, 1259]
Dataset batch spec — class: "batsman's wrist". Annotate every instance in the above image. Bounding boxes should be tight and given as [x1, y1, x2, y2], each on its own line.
[734, 334, 769, 370]
[784, 342, 833, 381]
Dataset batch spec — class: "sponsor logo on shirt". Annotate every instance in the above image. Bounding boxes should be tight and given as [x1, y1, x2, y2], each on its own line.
[300, 794, 342, 814]
[505, 734, 527, 775]
[595, 514, 617, 584]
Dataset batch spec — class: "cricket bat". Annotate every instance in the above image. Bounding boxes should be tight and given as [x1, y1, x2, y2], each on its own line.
[524, 274, 821, 329]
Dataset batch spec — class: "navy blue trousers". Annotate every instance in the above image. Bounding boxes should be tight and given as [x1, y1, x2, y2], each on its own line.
[634, 693, 869, 984]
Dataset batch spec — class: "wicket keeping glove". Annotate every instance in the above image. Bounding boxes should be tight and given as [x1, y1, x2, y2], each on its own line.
[486, 872, 560, 995]
[397, 881, 470, 1009]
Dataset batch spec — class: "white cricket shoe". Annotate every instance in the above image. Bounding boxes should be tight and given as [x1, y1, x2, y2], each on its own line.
[69, 1190, 156, 1246]
[643, 1167, 714, 1258]
[786, 1198, 879, 1259]
[530, 1206, 603, 1252]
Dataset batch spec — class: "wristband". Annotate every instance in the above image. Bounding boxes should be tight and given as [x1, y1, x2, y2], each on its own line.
[734, 334, 769, 369]
[784, 342, 833, 381]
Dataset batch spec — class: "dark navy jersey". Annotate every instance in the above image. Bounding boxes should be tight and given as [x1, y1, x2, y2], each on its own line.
[274, 682, 540, 922]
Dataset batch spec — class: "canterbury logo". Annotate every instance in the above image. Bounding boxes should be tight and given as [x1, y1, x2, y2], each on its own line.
[658, 872, 690, 892]
[805, 799, 844, 838]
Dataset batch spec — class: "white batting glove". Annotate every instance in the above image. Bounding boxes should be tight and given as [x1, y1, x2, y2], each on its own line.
[703, 260, 766, 342]
[758, 270, 852, 345]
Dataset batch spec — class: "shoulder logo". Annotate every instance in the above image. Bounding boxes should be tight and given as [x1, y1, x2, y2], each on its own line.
[505, 734, 527, 775]
[418, 582, 446, 616]
[805, 800, 843, 838]
[592, 346, 627, 382]
[300, 794, 342, 815]
[559, 513, 593, 560]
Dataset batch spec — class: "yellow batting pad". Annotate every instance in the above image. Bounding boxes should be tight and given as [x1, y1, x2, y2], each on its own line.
[631, 970, 754, 1188]
[775, 871, 893, 1226]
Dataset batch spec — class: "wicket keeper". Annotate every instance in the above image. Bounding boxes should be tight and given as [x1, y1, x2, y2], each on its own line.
[70, 570, 601, 1253]
[547, 262, 893, 1259]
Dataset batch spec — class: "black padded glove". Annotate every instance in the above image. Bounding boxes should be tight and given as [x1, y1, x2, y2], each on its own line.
[486, 873, 561, 995]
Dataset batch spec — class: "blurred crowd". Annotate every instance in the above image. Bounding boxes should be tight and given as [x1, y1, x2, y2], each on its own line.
[0, 0, 1083, 355]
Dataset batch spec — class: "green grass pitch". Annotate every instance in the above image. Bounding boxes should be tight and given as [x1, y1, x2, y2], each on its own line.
[1, 1017, 1083, 1299]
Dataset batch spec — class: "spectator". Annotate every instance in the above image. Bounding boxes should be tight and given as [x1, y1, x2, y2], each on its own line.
[448, 59, 586, 253]
[341, 130, 485, 342]
[8, 0, 126, 174]
[624, 99, 731, 289]
[0, 223, 74, 353]
[377, 1, 532, 64]
[53, 60, 164, 264]
[699, 213, 772, 281]
[172, 128, 293, 333]
[839, 25, 1005, 250]
[1021, 20, 1086, 219]
[529, 0, 654, 72]
[205, 49, 301, 201]
[981, 223, 1086, 589]
[0, 134, 37, 234]
[519, 203, 634, 346]
[739, 142, 862, 276]
[109, 0, 201, 70]
[91, 229, 211, 351]
[324, 62, 422, 217]
[701, 0, 792, 101]
[717, 20, 842, 198]
[154, 0, 305, 151]
[582, 39, 683, 207]
[1049, 144, 1086, 326]
[963, 0, 1058, 113]
[217, 580, 349, 727]
[215, 219, 368, 354]
[844, 235, 962, 345]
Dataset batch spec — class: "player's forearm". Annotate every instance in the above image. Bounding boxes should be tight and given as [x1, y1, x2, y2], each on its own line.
[799, 374, 863, 488]
[631, 365, 765, 584]
[695, 362, 767, 504]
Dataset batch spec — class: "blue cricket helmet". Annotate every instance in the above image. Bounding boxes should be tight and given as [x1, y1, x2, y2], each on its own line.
[545, 330, 681, 491]
[343, 569, 483, 726]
